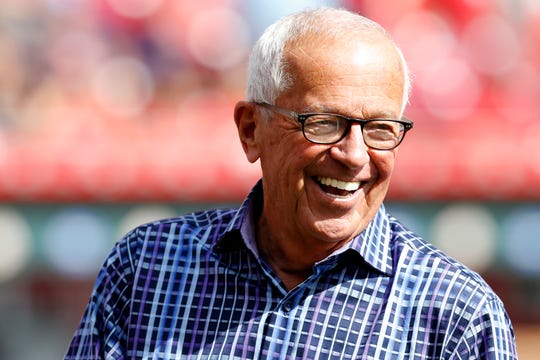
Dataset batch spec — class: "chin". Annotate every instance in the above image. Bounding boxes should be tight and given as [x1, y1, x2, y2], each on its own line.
[311, 217, 363, 244]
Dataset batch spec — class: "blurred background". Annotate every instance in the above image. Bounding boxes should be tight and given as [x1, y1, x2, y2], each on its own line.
[0, 0, 539, 358]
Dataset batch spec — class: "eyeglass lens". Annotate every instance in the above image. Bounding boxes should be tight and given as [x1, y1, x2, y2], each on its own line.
[302, 115, 404, 149]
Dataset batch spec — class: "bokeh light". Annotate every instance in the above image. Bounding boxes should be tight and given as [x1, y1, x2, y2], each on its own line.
[42, 208, 111, 277]
[186, 6, 251, 70]
[392, 10, 483, 121]
[393, 10, 457, 70]
[106, 0, 163, 19]
[117, 205, 177, 238]
[419, 56, 482, 121]
[462, 13, 521, 76]
[0, 207, 32, 282]
[431, 204, 497, 272]
[500, 206, 540, 276]
[91, 56, 155, 117]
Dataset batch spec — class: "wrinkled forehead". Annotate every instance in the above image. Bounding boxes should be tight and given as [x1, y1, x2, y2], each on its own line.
[285, 32, 404, 83]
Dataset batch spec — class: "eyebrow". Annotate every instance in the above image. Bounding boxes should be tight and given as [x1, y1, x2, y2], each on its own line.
[302, 105, 398, 119]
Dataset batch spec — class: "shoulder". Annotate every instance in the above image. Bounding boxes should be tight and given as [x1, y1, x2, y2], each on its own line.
[388, 215, 499, 304]
[113, 207, 239, 267]
[387, 215, 517, 358]
[131, 207, 238, 243]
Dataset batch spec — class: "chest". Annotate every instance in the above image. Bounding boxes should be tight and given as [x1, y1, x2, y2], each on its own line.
[124, 259, 447, 359]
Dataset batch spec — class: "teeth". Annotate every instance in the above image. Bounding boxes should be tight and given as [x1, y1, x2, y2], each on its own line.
[317, 176, 361, 191]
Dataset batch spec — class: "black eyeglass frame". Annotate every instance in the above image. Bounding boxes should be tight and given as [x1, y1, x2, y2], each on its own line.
[255, 102, 414, 150]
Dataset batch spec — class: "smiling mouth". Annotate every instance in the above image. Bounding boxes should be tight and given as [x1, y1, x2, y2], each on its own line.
[315, 176, 365, 197]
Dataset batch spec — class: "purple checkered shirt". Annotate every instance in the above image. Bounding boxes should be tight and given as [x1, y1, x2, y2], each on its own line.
[65, 181, 517, 359]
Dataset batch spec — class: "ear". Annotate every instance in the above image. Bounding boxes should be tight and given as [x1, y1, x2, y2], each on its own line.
[234, 101, 261, 163]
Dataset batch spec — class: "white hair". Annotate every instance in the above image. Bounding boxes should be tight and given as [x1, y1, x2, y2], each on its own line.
[246, 7, 412, 116]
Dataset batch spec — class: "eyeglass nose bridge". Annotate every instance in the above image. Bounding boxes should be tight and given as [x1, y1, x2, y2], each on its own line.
[334, 118, 366, 145]
[323, 116, 385, 148]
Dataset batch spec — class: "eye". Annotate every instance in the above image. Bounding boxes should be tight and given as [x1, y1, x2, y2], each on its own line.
[364, 120, 402, 139]
[303, 115, 341, 135]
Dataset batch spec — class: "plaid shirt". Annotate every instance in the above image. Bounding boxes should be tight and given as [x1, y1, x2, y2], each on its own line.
[65, 181, 517, 359]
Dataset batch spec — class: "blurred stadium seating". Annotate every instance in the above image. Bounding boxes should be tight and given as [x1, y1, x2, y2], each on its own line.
[0, 0, 538, 358]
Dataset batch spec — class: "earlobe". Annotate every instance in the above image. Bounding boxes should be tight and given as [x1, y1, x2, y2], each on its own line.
[234, 101, 261, 163]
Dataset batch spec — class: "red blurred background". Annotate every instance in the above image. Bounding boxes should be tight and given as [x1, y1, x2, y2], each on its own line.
[0, 0, 538, 358]
[0, 0, 538, 202]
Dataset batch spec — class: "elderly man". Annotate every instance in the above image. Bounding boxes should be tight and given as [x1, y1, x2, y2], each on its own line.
[65, 7, 517, 359]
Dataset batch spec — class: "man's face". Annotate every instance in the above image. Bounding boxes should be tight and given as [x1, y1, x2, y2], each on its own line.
[250, 35, 405, 248]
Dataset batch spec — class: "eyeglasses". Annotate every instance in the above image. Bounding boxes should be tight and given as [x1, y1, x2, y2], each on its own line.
[255, 102, 413, 150]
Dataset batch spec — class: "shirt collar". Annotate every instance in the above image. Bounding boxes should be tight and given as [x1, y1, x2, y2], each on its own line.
[216, 180, 262, 254]
[341, 205, 394, 276]
[218, 180, 394, 276]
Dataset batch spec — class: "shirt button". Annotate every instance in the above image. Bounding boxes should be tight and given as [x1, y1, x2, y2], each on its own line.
[282, 301, 293, 313]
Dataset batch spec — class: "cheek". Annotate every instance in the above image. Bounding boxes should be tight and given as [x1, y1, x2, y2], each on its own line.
[259, 136, 300, 182]
[260, 124, 315, 171]
[369, 150, 396, 183]
[262, 146, 312, 185]
[260, 142, 322, 207]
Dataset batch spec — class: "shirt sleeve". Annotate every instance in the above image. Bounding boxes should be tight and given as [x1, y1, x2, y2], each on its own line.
[64, 230, 139, 360]
[450, 296, 518, 360]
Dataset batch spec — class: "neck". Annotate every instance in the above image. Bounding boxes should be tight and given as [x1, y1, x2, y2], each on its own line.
[256, 235, 312, 291]
[255, 216, 342, 291]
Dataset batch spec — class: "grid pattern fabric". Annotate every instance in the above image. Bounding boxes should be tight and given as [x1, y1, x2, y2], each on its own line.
[66, 182, 517, 359]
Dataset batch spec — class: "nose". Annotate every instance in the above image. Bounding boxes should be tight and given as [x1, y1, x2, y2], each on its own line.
[328, 123, 370, 168]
